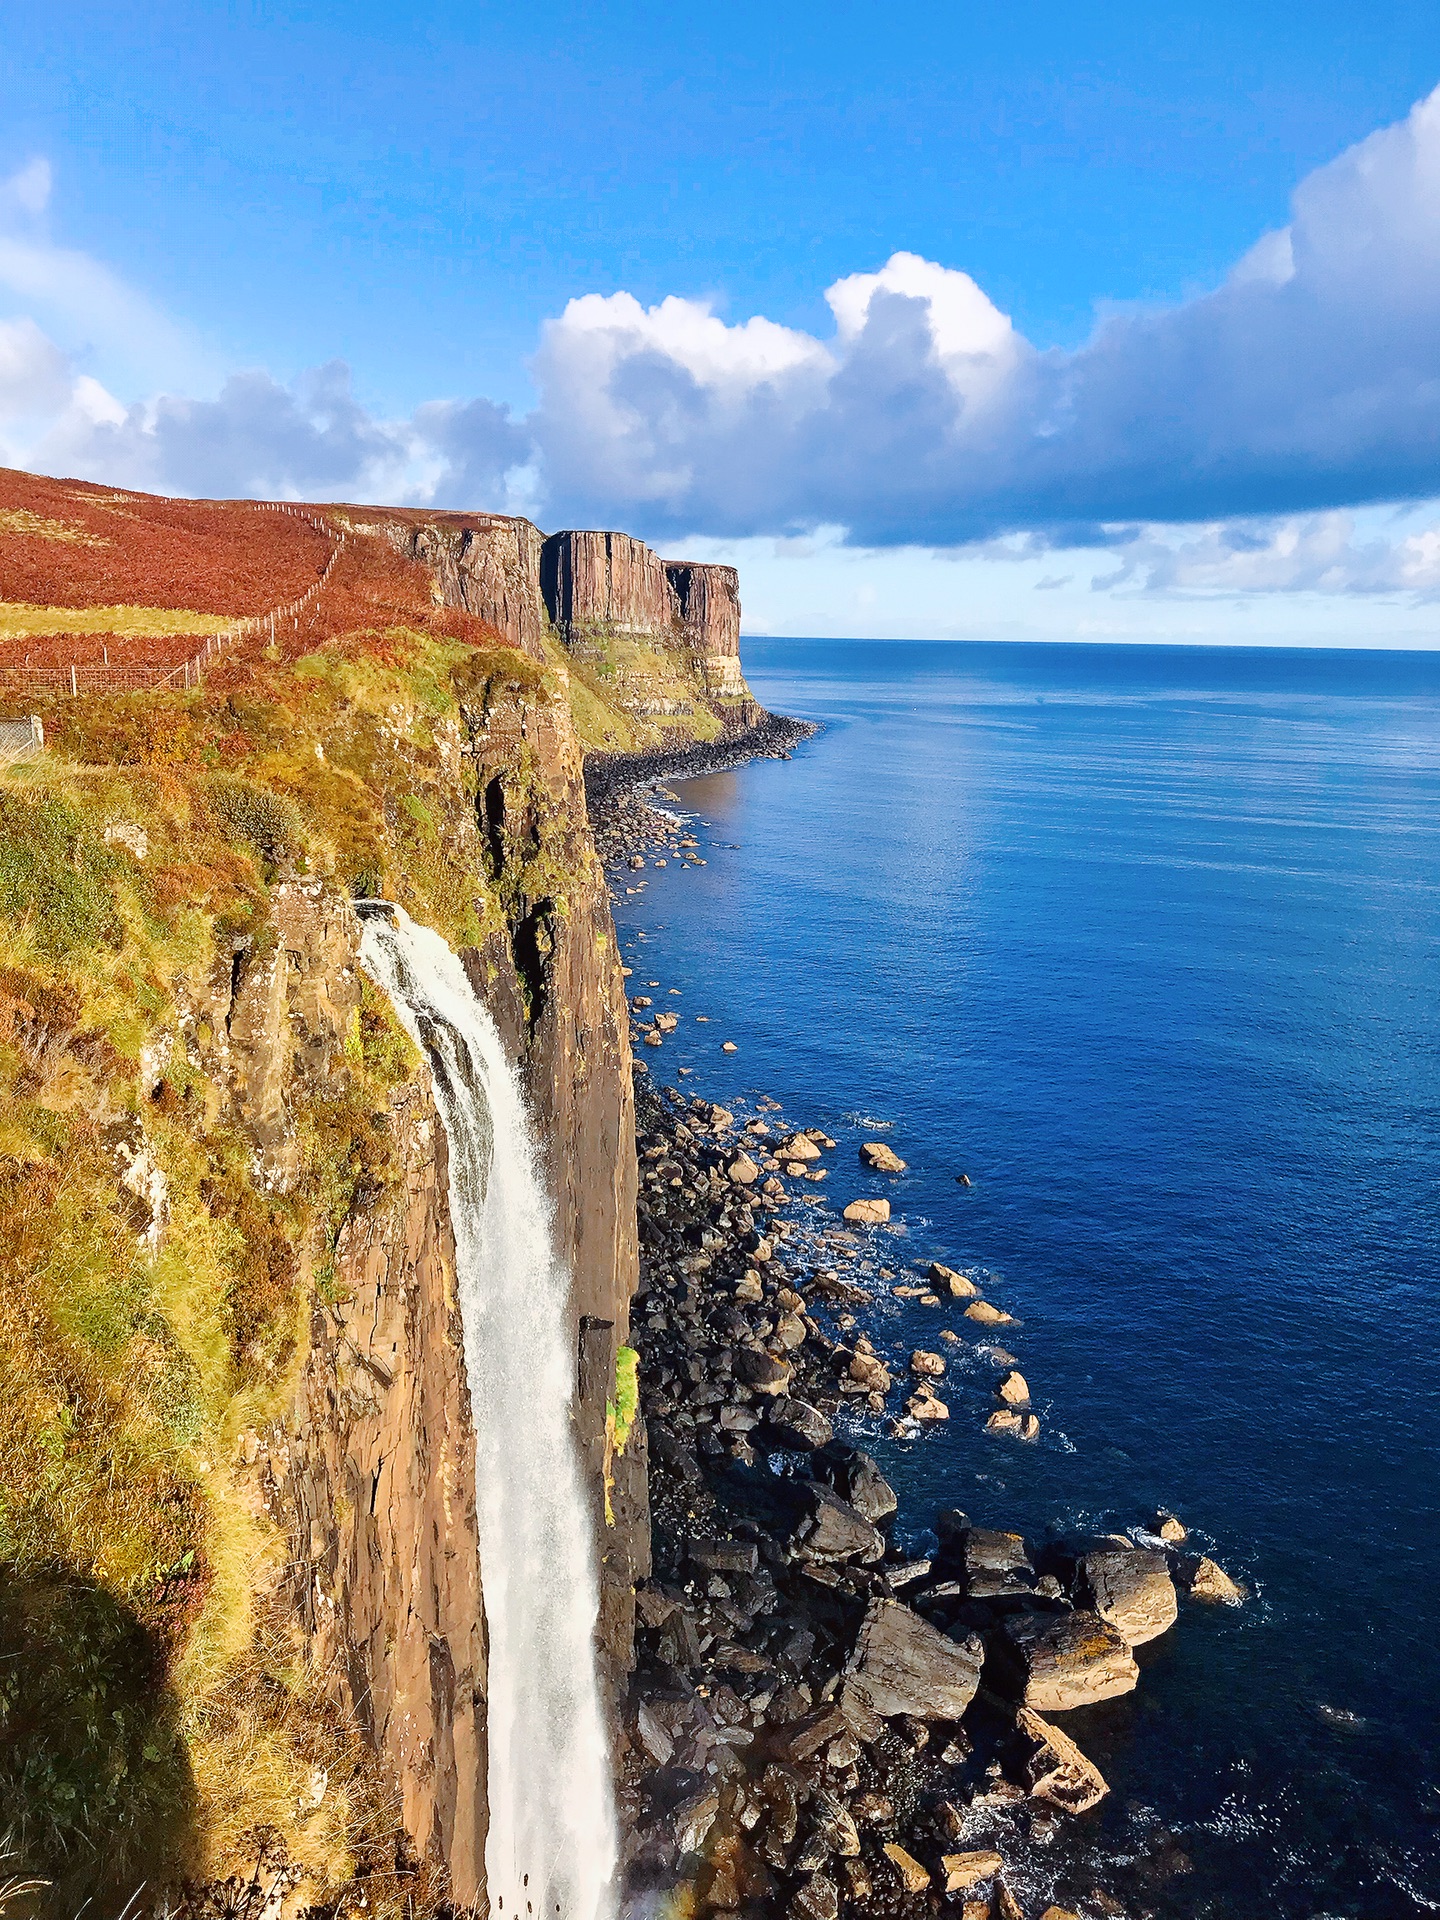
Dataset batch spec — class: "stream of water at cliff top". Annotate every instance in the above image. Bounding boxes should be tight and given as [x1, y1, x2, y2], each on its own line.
[358, 904, 616, 1920]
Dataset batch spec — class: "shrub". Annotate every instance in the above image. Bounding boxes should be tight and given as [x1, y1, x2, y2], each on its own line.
[205, 778, 302, 873]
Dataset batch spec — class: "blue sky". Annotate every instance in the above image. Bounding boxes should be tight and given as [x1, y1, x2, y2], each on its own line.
[4, 1, 1440, 644]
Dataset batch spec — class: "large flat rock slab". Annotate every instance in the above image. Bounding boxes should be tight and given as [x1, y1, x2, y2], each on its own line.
[1013, 1706, 1110, 1812]
[994, 1610, 1139, 1711]
[843, 1598, 985, 1722]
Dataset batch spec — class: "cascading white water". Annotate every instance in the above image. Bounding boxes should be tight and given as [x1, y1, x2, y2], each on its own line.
[358, 904, 617, 1920]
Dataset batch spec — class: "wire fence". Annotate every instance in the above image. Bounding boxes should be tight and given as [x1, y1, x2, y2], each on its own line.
[0, 501, 346, 699]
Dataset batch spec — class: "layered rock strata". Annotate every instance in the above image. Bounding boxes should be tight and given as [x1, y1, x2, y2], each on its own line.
[361, 511, 752, 720]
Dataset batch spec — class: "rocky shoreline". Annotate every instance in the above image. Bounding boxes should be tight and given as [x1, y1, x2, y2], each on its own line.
[585, 712, 820, 868]
[590, 758, 1244, 1920]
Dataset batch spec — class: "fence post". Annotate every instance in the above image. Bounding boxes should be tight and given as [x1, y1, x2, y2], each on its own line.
[71, 664, 77, 697]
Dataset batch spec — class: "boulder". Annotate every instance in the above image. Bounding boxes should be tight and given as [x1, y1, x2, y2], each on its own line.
[965, 1300, 1015, 1325]
[1077, 1548, 1177, 1645]
[722, 1040, 738, 1053]
[929, 1262, 979, 1297]
[860, 1142, 907, 1173]
[777, 1132, 821, 1161]
[763, 1397, 834, 1451]
[943, 1526, 1033, 1597]
[843, 1197, 891, 1226]
[942, 1851, 1004, 1893]
[634, 1699, 675, 1764]
[1157, 1513, 1187, 1543]
[655, 1012, 680, 1032]
[1172, 1552, 1245, 1603]
[995, 1370, 1030, 1406]
[775, 1312, 808, 1350]
[842, 1598, 984, 1722]
[1013, 1706, 1109, 1813]
[674, 1785, 721, 1855]
[846, 1350, 893, 1392]
[910, 1349, 946, 1377]
[733, 1347, 794, 1396]
[791, 1486, 885, 1564]
[791, 1873, 838, 1920]
[729, 1153, 760, 1184]
[995, 1611, 1139, 1711]
[688, 1537, 760, 1575]
[906, 1389, 950, 1421]
[811, 1790, 861, 1857]
[775, 1707, 849, 1762]
[810, 1442, 899, 1523]
[882, 1845, 931, 1894]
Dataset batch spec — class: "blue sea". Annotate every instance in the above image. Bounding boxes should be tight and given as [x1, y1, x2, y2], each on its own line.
[611, 640, 1440, 1918]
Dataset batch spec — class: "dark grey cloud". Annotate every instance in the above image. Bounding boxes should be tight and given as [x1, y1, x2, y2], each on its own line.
[413, 395, 533, 509]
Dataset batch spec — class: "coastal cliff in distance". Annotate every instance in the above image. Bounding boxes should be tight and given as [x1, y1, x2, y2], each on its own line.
[360, 510, 756, 747]
[0, 465, 760, 1912]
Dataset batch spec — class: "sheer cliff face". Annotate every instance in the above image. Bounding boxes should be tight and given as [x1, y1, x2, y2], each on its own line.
[368, 508, 758, 744]
[203, 882, 488, 1901]
[541, 528, 674, 642]
[362, 512, 550, 660]
[230, 694, 645, 1908]
[542, 530, 746, 697]
[666, 558, 744, 695]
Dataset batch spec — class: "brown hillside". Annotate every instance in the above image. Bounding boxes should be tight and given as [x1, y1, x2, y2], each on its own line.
[0, 468, 508, 671]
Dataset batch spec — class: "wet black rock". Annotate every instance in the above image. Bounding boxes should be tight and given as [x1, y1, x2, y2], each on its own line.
[734, 1347, 794, 1396]
[810, 1441, 898, 1524]
[763, 1397, 835, 1450]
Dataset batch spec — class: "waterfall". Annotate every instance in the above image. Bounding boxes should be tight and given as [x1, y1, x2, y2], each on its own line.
[358, 904, 616, 1920]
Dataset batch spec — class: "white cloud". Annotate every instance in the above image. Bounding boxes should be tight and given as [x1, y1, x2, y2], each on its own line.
[0, 163, 214, 400]
[826, 250, 1019, 405]
[528, 86, 1440, 546]
[32, 362, 418, 500]
[6, 93, 1440, 642]
[1098, 510, 1440, 598]
[0, 316, 71, 422]
[0, 159, 53, 222]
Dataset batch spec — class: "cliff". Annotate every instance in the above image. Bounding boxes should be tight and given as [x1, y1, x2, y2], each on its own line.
[0, 469, 664, 1914]
[347, 508, 758, 750]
